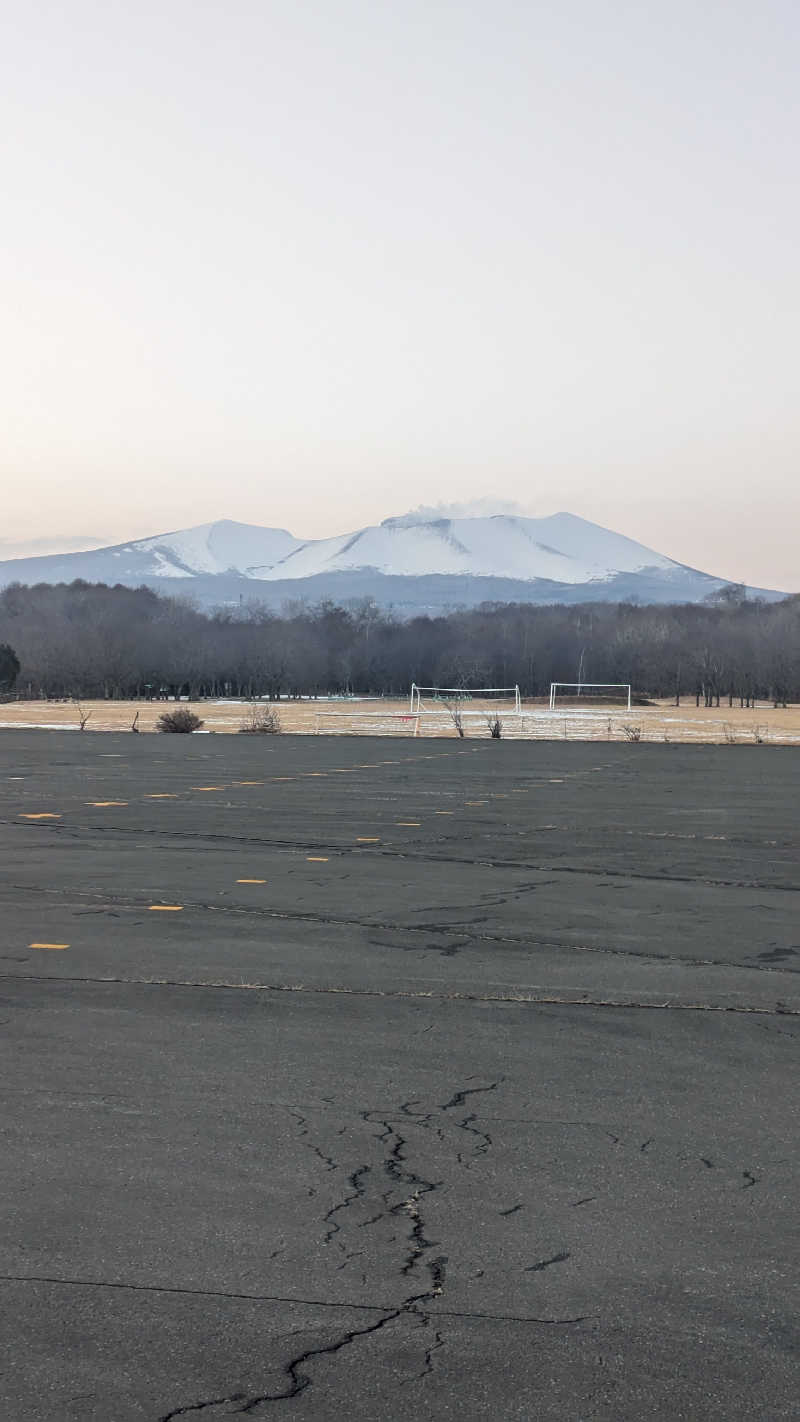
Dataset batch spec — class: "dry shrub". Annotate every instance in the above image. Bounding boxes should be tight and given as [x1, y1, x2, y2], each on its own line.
[621, 724, 642, 742]
[239, 704, 282, 734]
[157, 707, 204, 734]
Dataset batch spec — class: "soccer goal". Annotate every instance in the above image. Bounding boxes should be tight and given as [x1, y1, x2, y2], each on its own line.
[410, 684, 522, 715]
[549, 682, 632, 711]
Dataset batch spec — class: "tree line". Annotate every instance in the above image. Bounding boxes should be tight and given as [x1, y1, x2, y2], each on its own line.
[0, 579, 798, 707]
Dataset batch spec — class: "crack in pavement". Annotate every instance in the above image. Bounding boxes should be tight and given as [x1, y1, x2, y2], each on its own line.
[6, 881, 799, 977]
[153, 1078, 516, 1416]
[4, 823, 798, 892]
[525, 1251, 571, 1273]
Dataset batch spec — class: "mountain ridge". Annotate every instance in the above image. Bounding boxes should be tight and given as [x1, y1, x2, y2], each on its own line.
[0, 511, 781, 610]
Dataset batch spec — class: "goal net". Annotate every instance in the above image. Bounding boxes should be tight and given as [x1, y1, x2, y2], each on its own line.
[549, 682, 632, 711]
[410, 684, 522, 715]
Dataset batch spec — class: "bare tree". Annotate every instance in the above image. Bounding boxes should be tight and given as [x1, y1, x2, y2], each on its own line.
[445, 701, 465, 738]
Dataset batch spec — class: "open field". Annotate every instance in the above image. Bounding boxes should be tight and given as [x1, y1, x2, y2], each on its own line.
[1, 730, 799, 1419]
[2, 694, 800, 742]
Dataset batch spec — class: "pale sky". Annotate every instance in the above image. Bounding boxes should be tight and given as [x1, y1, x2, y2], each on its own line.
[2, 0, 798, 591]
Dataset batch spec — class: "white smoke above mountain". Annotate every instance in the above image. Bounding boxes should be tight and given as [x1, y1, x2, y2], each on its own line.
[393, 498, 534, 522]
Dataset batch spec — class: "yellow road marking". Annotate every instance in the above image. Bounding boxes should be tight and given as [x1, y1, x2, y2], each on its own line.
[549, 779, 564, 783]
[192, 786, 225, 791]
[237, 878, 266, 884]
[307, 856, 329, 862]
[86, 801, 128, 807]
[434, 810, 454, 815]
[356, 837, 380, 842]
[29, 942, 69, 950]
[149, 905, 184, 912]
[396, 822, 421, 826]
[145, 793, 178, 799]
[272, 776, 295, 781]
[20, 813, 61, 820]
[233, 781, 264, 786]
[465, 801, 487, 806]
[306, 772, 328, 777]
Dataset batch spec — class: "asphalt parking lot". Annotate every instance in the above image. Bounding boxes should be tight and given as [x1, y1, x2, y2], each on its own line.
[1, 730, 798, 1419]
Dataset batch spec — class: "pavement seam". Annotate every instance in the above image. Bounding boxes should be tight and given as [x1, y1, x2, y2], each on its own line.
[1, 971, 797, 1014]
[0, 1272, 586, 1326]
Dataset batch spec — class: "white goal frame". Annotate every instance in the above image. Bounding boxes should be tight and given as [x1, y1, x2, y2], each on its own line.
[549, 682, 631, 711]
[410, 684, 521, 714]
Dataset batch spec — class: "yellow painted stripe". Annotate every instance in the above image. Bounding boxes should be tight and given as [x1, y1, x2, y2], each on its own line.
[356, 837, 380, 842]
[145, 793, 178, 799]
[465, 801, 488, 805]
[191, 786, 226, 791]
[396, 821, 421, 826]
[20, 812, 61, 820]
[30, 942, 69, 950]
[434, 810, 454, 815]
[237, 878, 266, 884]
[86, 801, 128, 807]
[149, 905, 184, 912]
[307, 856, 329, 862]
[233, 781, 264, 786]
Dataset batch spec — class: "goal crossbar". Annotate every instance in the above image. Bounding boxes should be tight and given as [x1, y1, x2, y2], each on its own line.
[549, 682, 631, 711]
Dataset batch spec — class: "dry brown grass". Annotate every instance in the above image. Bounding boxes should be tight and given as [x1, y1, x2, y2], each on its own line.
[1, 696, 800, 743]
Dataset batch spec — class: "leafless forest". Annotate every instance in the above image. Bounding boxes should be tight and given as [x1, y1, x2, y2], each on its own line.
[0, 580, 798, 707]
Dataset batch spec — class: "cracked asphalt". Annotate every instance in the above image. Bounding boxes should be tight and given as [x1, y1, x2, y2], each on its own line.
[1, 730, 798, 1419]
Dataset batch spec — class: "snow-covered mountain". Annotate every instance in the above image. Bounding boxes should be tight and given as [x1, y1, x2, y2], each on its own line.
[256, 512, 678, 583]
[0, 512, 778, 609]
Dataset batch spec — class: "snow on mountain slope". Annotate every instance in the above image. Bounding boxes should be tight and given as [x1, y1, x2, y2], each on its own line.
[132, 520, 300, 578]
[255, 512, 679, 584]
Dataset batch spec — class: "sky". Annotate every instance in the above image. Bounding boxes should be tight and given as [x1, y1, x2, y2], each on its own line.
[2, 0, 798, 591]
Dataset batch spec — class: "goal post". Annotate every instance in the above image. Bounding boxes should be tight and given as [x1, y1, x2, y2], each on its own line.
[410, 684, 521, 714]
[549, 682, 632, 711]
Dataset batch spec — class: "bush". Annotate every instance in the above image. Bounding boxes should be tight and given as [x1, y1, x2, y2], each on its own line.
[239, 704, 282, 734]
[157, 707, 204, 734]
[621, 723, 642, 742]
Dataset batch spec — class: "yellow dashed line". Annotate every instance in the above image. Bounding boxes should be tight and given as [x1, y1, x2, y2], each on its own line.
[233, 781, 264, 786]
[29, 942, 69, 950]
[465, 801, 487, 806]
[307, 856, 329, 862]
[191, 786, 226, 792]
[237, 878, 266, 884]
[20, 813, 61, 820]
[434, 810, 454, 815]
[396, 822, 421, 826]
[149, 905, 184, 912]
[86, 801, 128, 807]
[356, 837, 380, 843]
[145, 794, 178, 799]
